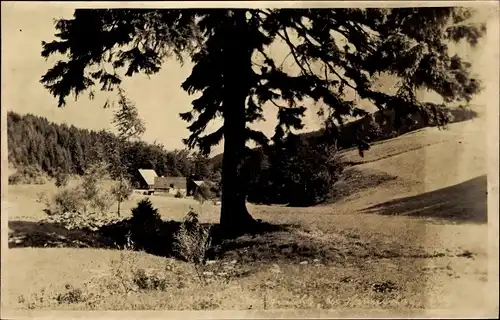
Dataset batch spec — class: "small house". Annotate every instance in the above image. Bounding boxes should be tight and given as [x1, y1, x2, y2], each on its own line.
[186, 176, 199, 196]
[187, 178, 219, 198]
[154, 176, 187, 195]
[136, 169, 158, 190]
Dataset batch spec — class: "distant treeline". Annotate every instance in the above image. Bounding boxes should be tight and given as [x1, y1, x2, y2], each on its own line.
[6, 111, 343, 206]
[8, 105, 477, 206]
[7, 112, 216, 182]
[213, 105, 479, 206]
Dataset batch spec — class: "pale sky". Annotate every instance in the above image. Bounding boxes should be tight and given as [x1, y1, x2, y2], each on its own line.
[2, 3, 498, 156]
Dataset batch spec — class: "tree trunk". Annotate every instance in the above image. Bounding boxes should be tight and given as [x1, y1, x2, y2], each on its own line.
[117, 195, 121, 217]
[219, 10, 256, 237]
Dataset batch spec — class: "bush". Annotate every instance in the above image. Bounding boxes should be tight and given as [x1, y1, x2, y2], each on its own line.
[246, 138, 344, 207]
[130, 198, 161, 226]
[129, 198, 163, 250]
[132, 268, 169, 291]
[51, 187, 84, 213]
[366, 116, 384, 141]
[54, 172, 69, 187]
[56, 284, 86, 304]
[8, 173, 21, 185]
[43, 188, 117, 231]
[450, 105, 478, 123]
[42, 164, 118, 231]
[174, 210, 212, 283]
[8, 166, 47, 185]
[193, 184, 214, 204]
[110, 179, 134, 216]
[105, 250, 172, 296]
[174, 190, 184, 198]
[19, 284, 97, 309]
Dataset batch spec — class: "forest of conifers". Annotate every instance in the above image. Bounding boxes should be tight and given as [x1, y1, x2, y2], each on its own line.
[7, 111, 211, 180]
[8, 106, 474, 206]
[7, 111, 343, 206]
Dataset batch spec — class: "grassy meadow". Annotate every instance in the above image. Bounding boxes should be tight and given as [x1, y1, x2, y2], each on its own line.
[2, 118, 496, 315]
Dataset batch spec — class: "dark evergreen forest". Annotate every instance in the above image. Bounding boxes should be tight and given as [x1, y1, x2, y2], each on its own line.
[7, 111, 208, 181]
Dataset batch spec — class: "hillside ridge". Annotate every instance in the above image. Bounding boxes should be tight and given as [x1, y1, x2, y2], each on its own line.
[331, 117, 486, 223]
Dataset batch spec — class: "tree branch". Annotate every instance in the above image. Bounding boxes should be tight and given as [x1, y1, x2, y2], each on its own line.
[287, 19, 360, 92]
[324, 62, 357, 91]
[279, 51, 293, 69]
[270, 99, 286, 109]
[277, 28, 309, 75]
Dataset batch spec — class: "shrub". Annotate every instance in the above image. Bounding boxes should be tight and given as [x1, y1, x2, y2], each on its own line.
[193, 184, 214, 204]
[8, 166, 47, 185]
[54, 171, 69, 187]
[130, 198, 161, 226]
[8, 173, 21, 185]
[51, 187, 84, 213]
[132, 268, 169, 291]
[104, 248, 173, 296]
[43, 193, 117, 231]
[366, 116, 384, 141]
[244, 136, 344, 206]
[174, 190, 184, 198]
[450, 105, 478, 123]
[129, 198, 163, 250]
[81, 163, 108, 199]
[270, 140, 343, 207]
[42, 164, 118, 231]
[105, 242, 172, 294]
[19, 285, 94, 309]
[79, 163, 115, 214]
[90, 190, 115, 214]
[56, 284, 86, 304]
[174, 210, 213, 284]
[111, 179, 134, 201]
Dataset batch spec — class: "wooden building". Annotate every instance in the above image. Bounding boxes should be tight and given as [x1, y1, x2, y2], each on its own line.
[136, 169, 158, 190]
[154, 176, 187, 195]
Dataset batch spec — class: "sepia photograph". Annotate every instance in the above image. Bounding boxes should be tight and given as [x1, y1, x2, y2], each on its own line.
[1, 1, 498, 318]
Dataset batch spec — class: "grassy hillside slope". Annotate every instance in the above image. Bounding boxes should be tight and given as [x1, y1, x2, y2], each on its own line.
[331, 115, 486, 223]
[3, 110, 493, 314]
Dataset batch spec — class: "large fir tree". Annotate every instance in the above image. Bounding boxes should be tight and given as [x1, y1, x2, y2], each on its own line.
[41, 8, 485, 236]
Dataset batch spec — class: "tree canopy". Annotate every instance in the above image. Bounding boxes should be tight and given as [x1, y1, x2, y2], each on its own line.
[42, 8, 484, 152]
[41, 7, 486, 234]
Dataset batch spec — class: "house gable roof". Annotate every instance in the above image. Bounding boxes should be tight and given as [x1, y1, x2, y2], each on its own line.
[138, 169, 158, 186]
[193, 180, 216, 188]
[193, 180, 205, 187]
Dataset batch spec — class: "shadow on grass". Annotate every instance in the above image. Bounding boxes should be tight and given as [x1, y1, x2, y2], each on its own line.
[8, 218, 304, 262]
[206, 232, 339, 264]
[8, 220, 115, 249]
[8, 216, 468, 268]
[98, 218, 296, 259]
[361, 175, 487, 223]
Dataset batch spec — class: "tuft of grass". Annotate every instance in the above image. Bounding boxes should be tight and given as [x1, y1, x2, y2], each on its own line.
[173, 209, 213, 284]
[55, 284, 86, 304]
[132, 268, 169, 291]
[19, 283, 101, 309]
